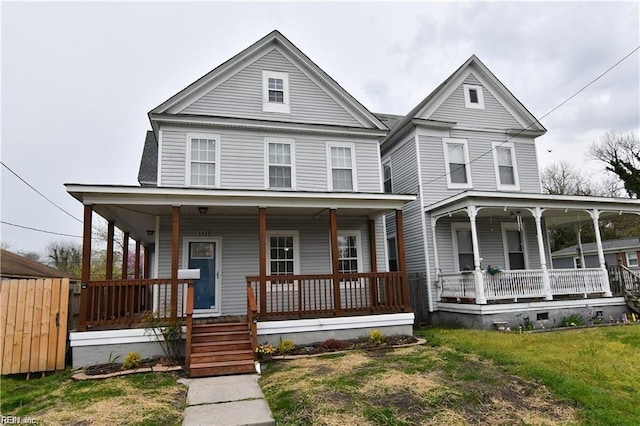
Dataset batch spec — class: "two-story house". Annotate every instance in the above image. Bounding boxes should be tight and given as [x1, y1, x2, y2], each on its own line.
[380, 55, 640, 329]
[66, 31, 415, 375]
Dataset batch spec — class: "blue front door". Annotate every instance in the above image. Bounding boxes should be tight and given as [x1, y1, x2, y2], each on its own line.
[188, 241, 217, 310]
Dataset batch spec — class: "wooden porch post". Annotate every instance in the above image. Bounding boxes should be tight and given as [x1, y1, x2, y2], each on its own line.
[171, 206, 180, 320]
[259, 207, 267, 316]
[533, 207, 553, 300]
[369, 218, 378, 311]
[330, 208, 342, 315]
[467, 206, 487, 304]
[121, 232, 130, 280]
[590, 209, 612, 297]
[106, 220, 114, 280]
[78, 204, 93, 331]
[395, 209, 411, 311]
[135, 240, 141, 279]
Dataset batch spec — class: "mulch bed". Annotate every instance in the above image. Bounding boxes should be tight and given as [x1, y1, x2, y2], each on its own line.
[85, 357, 184, 376]
[282, 334, 418, 356]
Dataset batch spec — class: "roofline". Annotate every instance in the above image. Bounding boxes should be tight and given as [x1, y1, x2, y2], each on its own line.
[552, 245, 640, 257]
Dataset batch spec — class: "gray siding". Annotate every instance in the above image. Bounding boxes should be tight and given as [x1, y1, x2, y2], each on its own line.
[159, 126, 381, 192]
[182, 49, 362, 128]
[157, 213, 374, 316]
[429, 74, 522, 130]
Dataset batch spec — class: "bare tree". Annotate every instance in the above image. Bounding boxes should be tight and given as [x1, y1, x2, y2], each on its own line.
[46, 240, 83, 278]
[541, 161, 593, 195]
[589, 131, 640, 198]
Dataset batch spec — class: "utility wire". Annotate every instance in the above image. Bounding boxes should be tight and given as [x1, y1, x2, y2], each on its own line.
[1, 161, 83, 223]
[1, 220, 83, 239]
[422, 45, 640, 186]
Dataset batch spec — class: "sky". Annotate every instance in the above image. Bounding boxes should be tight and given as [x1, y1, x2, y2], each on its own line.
[1, 1, 639, 256]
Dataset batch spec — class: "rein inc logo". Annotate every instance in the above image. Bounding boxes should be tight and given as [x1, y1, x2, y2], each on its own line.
[1, 416, 36, 424]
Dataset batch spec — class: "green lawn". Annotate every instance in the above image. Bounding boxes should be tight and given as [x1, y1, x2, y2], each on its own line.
[260, 325, 640, 425]
[1, 369, 186, 425]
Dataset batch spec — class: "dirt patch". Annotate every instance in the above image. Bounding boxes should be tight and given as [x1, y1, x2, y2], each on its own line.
[284, 334, 418, 356]
[84, 357, 183, 376]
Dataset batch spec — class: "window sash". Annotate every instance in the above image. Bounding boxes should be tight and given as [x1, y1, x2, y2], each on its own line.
[269, 236, 295, 275]
[387, 237, 398, 272]
[190, 137, 217, 186]
[456, 229, 474, 271]
[383, 164, 392, 193]
[268, 78, 284, 103]
[268, 142, 292, 188]
[330, 146, 354, 190]
[627, 252, 639, 267]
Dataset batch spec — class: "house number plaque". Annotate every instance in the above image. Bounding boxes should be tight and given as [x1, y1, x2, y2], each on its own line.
[197, 230, 211, 237]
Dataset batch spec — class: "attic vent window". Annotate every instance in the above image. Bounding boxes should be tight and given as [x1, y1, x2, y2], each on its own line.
[262, 70, 290, 113]
[463, 84, 485, 109]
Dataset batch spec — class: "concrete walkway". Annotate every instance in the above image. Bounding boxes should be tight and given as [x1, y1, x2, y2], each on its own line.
[180, 374, 275, 426]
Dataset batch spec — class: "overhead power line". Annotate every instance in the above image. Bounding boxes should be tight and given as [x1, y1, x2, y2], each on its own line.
[1, 220, 83, 239]
[1, 161, 83, 223]
[423, 45, 640, 186]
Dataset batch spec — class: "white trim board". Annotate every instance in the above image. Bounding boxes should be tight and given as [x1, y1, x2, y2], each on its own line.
[437, 297, 626, 315]
[257, 313, 414, 335]
[69, 327, 187, 347]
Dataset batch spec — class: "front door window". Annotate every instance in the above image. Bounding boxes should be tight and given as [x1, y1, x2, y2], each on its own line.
[188, 241, 217, 310]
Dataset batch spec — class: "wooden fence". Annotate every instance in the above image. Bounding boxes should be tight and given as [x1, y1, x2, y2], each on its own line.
[0, 278, 69, 375]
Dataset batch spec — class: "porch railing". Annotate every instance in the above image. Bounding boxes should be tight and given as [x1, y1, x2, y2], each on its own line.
[439, 272, 476, 299]
[549, 268, 606, 296]
[484, 270, 546, 300]
[246, 272, 409, 320]
[78, 278, 192, 330]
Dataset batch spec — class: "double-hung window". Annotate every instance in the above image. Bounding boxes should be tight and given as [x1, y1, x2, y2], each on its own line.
[337, 231, 362, 274]
[387, 236, 398, 272]
[267, 232, 299, 276]
[327, 143, 357, 191]
[262, 70, 290, 113]
[502, 223, 527, 270]
[492, 141, 520, 190]
[452, 223, 475, 271]
[383, 162, 393, 193]
[443, 138, 472, 189]
[266, 139, 295, 189]
[626, 251, 639, 267]
[188, 133, 220, 187]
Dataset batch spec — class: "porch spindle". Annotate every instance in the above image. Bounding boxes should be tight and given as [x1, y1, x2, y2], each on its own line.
[330, 209, 342, 315]
[467, 206, 487, 304]
[78, 204, 93, 331]
[533, 207, 553, 300]
[590, 209, 613, 297]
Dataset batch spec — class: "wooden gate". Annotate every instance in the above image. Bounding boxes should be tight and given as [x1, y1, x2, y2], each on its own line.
[0, 278, 69, 375]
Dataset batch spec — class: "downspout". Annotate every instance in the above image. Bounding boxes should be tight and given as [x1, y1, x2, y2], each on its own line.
[414, 133, 434, 312]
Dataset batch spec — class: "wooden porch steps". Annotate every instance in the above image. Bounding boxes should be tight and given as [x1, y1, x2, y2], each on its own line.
[188, 322, 256, 378]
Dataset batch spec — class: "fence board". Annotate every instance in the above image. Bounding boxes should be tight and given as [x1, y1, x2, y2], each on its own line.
[0, 278, 69, 375]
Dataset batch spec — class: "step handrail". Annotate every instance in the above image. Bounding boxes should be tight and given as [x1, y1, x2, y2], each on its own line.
[247, 286, 258, 360]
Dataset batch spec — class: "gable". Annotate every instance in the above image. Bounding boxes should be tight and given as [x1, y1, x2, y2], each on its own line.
[422, 72, 524, 130]
[180, 48, 362, 127]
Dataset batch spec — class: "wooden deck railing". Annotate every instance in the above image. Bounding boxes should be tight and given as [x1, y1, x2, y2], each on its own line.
[246, 272, 409, 320]
[78, 278, 192, 330]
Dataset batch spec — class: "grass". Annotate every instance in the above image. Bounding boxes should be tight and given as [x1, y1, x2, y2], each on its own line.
[261, 325, 640, 425]
[1, 369, 186, 425]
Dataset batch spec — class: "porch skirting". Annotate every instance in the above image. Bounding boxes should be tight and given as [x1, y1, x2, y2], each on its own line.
[256, 313, 415, 346]
[433, 297, 627, 330]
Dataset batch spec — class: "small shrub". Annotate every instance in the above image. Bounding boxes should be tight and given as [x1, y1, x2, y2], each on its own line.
[122, 352, 141, 370]
[277, 339, 295, 354]
[255, 343, 276, 359]
[561, 313, 585, 327]
[369, 329, 386, 345]
[321, 338, 346, 351]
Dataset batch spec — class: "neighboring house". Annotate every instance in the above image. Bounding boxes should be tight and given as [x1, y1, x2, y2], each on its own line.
[552, 238, 640, 270]
[1, 249, 77, 280]
[66, 30, 415, 374]
[379, 55, 640, 329]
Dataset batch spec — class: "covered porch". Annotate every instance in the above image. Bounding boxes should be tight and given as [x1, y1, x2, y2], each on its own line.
[427, 191, 640, 306]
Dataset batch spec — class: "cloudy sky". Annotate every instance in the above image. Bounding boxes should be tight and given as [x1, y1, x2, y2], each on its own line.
[1, 1, 639, 255]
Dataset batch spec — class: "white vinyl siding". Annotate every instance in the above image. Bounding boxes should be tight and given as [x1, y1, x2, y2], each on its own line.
[265, 138, 295, 189]
[186, 133, 220, 187]
[327, 142, 357, 191]
[442, 138, 472, 189]
[492, 141, 520, 191]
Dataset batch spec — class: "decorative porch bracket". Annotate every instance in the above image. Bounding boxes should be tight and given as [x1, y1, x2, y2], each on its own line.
[589, 208, 612, 297]
[532, 207, 553, 300]
[467, 206, 487, 304]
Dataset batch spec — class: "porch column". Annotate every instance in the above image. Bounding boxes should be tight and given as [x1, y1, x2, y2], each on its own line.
[395, 209, 411, 311]
[431, 216, 442, 301]
[78, 204, 93, 331]
[368, 218, 379, 310]
[121, 232, 130, 280]
[171, 206, 180, 320]
[590, 209, 612, 297]
[330, 208, 342, 315]
[105, 220, 114, 280]
[135, 240, 141, 279]
[533, 207, 553, 300]
[467, 206, 487, 304]
[258, 207, 267, 316]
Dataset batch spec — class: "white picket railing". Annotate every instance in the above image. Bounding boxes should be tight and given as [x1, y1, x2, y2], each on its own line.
[549, 268, 606, 296]
[483, 270, 546, 300]
[439, 272, 476, 299]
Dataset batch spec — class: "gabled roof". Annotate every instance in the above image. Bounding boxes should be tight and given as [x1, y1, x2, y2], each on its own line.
[149, 30, 387, 131]
[383, 55, 546, 145]
[137, 131, 157, 186]
[0, 249, 77, 279]
[552, 238, 640, 257]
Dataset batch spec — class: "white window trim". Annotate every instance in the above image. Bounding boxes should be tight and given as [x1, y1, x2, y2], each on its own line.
[451, 222, 473, 272]
[625, 251, 639, 267]
[262, 70, 290, 114]
[326, 142, 358, 191]
[492, 141, 520, 191]
[266, 231, 300, 276]
[463, 84, 485, 109]
[501, 223, 529, 270]
[383, 160, 393, 193]
[264, 138, 296, 190]
[442, 138, 473, 189]
[573, 257, 583, 269]
[185, 132, 221, 188]
[336, 230, 364, 273]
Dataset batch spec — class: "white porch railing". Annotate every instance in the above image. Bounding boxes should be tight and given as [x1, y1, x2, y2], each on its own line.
[483, 270, 546, 300]
[549, 268, 606, 296]
[439, 272, 476, 299]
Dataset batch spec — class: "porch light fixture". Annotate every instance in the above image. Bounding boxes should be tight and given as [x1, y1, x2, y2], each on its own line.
[146, 230, 154, 236]
[198, 207, 208, 215]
